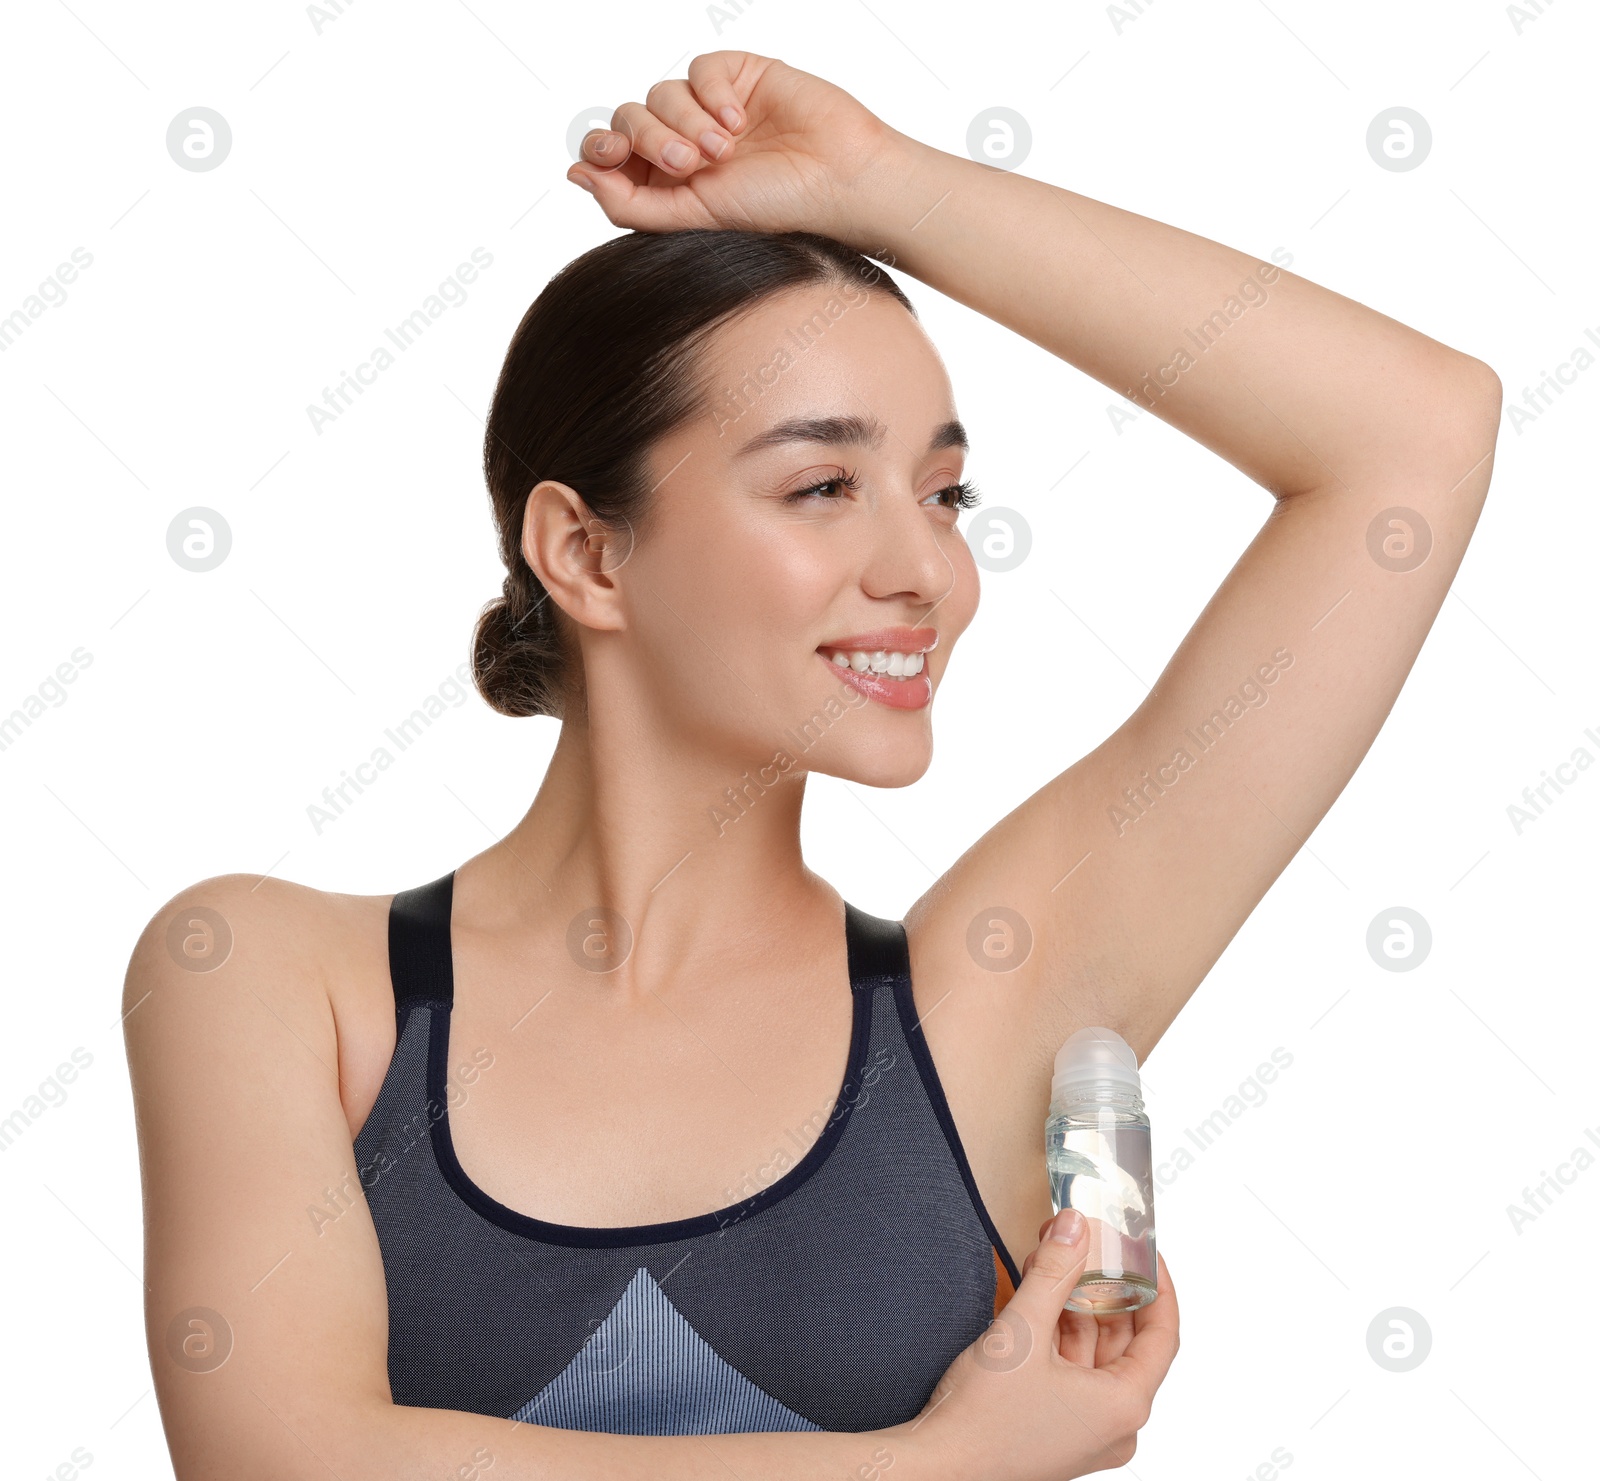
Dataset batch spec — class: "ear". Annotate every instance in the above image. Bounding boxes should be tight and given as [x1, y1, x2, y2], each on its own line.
[521, 480, 630, 634]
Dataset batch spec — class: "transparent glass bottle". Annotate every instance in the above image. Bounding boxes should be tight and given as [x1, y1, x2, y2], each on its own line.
[1045, 1026, 1158, 1314]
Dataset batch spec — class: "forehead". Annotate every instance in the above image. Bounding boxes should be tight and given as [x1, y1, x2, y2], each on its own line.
[686, 283, 956, 457]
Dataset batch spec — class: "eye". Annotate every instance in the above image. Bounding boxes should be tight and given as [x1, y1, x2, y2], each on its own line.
[780, 470, 982, 510]
[782, 468, 863, 504]
[927, 479, 982, 511]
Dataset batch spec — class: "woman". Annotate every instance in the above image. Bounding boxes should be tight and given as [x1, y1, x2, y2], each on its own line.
[125, 50, 1500, 1481]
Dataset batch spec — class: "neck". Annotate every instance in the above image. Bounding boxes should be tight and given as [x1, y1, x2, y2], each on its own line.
[462, 702, 839, 992]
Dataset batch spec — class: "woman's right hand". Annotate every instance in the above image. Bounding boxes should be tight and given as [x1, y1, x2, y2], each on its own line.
[893, 1209, 1180, 1480]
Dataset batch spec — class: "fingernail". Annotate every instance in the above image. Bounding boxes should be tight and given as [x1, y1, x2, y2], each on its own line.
[719, 105, 742, 131]
[1049, 1209, 1086, 1244]
[590, 132, 617, 157]
[662, 140, 695, 170]
[699, 130, 728, 161]
[569, 171, 596, 194]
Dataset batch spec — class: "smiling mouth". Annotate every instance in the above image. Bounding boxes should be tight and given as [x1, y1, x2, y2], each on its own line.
[817, 646, 927, 679]
[814, 628, 938, 711]
[814, 643, 936, 713]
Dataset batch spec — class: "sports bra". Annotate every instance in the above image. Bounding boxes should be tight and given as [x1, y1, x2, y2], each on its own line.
[352, 869, 1024, 1434]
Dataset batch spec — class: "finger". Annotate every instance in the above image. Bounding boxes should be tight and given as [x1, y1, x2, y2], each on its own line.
[576, 133, 657, 200]
[1094, 1253, 1168, 1365]
[564, 161, 713, 236]
[687, 49, 770, 134]
[577, 127, 635, 174]
[644, 77, 737, 163]
[1058, 1260, 1155, 1369]
[1057, 1305, 1102, 1368]
[1100, 1253, 1180, 1395]
[1136, 1250, 1177, 1327]
[1021, 1219, 1057, 1278]
[573, 120, 659, 208]
[1004, 1208, 1090, 1339]
[1092, 1305, 1137, 1366]
[608, 99, 714, 179]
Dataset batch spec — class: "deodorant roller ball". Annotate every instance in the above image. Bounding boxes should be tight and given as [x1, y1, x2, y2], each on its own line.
[1046, 1026, 1158, 1314]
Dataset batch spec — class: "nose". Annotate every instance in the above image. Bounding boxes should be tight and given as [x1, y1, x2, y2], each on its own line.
[857, 492, 959, 616]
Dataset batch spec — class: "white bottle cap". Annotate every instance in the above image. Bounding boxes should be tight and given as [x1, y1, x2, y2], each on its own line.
[1051, 1025, 1142, 1102]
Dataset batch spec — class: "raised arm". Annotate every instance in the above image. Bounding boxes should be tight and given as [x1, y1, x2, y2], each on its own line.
[123, 875, 938, 1480]
[561, 50, 1500, 1074]
[862, 121, 1500, 1066]
[851, 129, 1496, 502]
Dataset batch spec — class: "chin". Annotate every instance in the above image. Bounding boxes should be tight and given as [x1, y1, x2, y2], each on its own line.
[820, 734, 934, 790]
[745, 665, 938, 787]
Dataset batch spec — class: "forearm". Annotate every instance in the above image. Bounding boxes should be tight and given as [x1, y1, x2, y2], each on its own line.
[328, 1401, 935, 1481]
[850, 129, 1493, 498]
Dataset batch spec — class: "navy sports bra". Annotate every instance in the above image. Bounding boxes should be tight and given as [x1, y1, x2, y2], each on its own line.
[352, 870, 1023, 1434]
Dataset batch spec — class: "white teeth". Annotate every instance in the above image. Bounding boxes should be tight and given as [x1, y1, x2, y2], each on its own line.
[824, 648, 926, 678]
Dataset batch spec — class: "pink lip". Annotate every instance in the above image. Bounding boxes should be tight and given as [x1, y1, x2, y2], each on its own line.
[817, 651, 933, 711]
[816, 626, 939, 655]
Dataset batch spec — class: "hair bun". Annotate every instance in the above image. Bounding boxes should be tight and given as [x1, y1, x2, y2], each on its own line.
[470, 573, 565, 719]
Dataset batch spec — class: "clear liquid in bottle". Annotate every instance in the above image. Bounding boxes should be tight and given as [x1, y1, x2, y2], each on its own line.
[1046, 1027, 1158, 1314]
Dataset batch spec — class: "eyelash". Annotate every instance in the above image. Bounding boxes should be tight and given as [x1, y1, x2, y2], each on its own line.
[782, 467, 983, 510]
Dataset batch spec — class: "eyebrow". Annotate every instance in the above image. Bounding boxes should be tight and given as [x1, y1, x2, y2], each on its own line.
[734, 412, 968, 459]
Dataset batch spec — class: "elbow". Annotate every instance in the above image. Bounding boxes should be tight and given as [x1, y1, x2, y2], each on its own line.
[166, 1397, 396, 1481]
[1408, 352, 1503, 481]
[1457, 356, 1504, 502]
[1448, 353, 1505, 449]
[1461, 354, 1504, 429]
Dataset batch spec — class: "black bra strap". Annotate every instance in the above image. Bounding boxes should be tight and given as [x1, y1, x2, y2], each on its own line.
[844, 901, 909, 994]
[388, 869, 457, 1018]
[389, 875, 900, 1014]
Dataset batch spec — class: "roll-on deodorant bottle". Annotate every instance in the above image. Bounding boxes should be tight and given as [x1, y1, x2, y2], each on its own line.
[1046, 1026, 1157, 1314]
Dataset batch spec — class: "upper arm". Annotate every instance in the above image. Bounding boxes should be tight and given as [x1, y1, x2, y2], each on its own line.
[908, 356, 1503, 1068]
[123, 874, 391, 1480]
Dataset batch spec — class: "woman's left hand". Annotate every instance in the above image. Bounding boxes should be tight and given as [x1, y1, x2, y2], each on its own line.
[1019, 1215, 1164, 1364]
[564, 50, 906, 243]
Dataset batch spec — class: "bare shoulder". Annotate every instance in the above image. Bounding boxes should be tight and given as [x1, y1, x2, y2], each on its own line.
[122, 871, 388, 1014]
[123, 872, 399, 1138]
[121, 873, 402, 1469]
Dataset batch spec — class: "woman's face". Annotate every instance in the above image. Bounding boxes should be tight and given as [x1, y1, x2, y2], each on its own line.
[611, 279, 980, 789]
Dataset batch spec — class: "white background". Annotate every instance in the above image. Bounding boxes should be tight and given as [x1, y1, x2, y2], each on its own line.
[2, 1, 1594, 1477]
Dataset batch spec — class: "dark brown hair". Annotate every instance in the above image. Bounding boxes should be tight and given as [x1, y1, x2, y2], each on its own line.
[470, 228, 916, 719]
